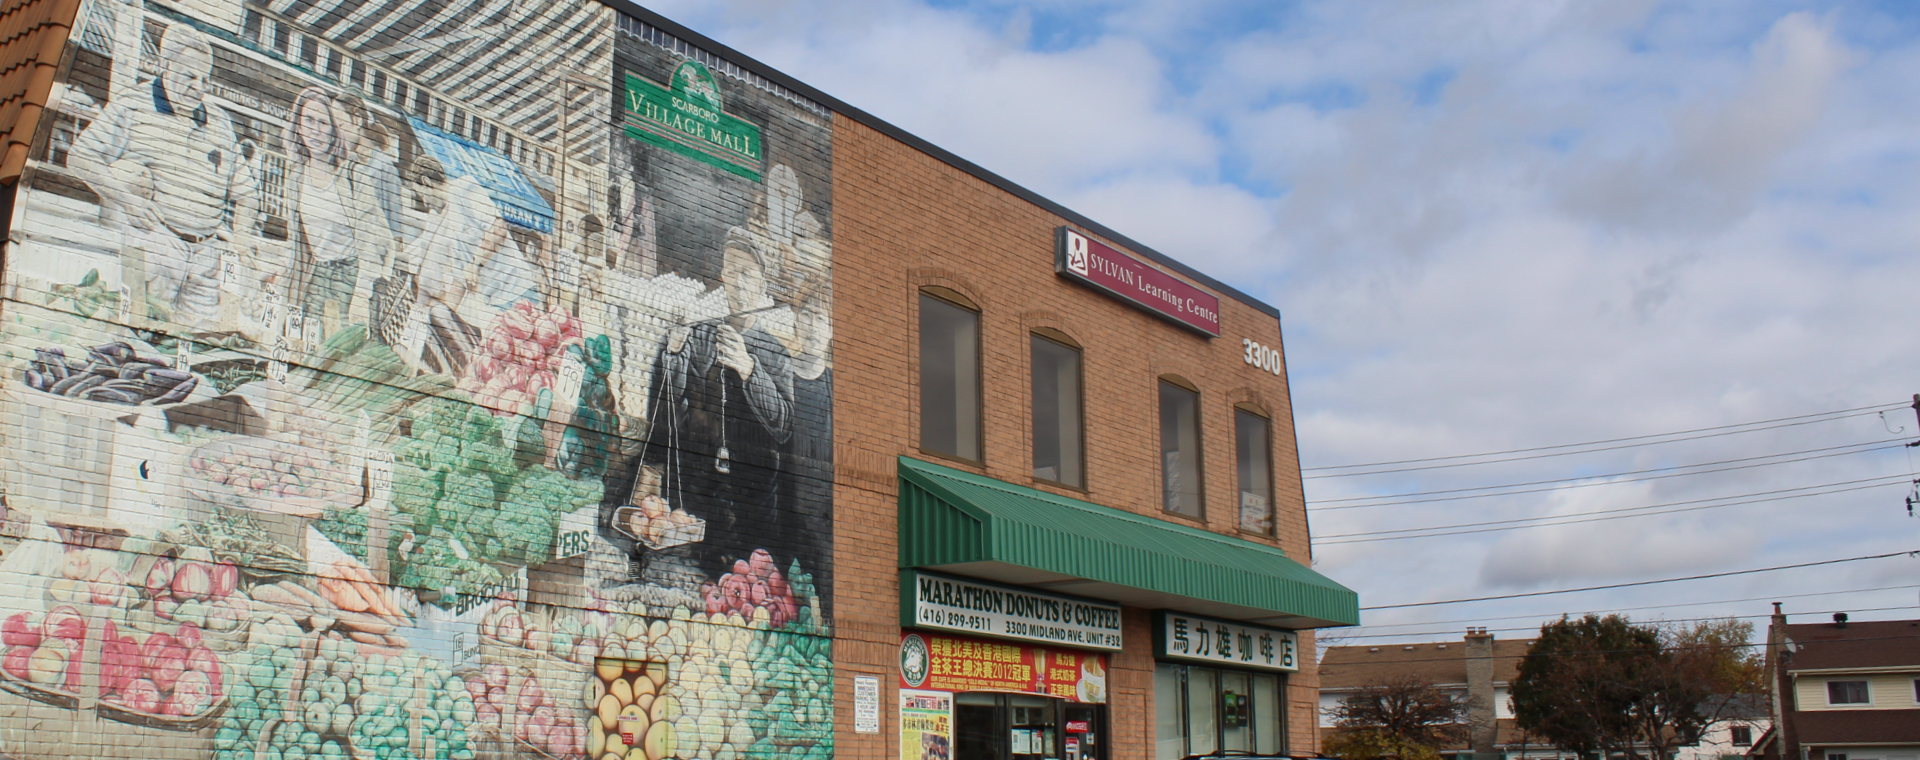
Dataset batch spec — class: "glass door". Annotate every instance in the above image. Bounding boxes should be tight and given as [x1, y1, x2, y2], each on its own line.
[956, 692, 1006, 760]
[953, 692, 1099, 760]
[1010, 694, 1058, 760]
[1220, 671, 1252, 752]
[1063, 703, 1107, 760]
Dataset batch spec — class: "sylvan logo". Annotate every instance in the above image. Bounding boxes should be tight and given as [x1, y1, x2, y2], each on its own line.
[1065, 232, 1090, 277]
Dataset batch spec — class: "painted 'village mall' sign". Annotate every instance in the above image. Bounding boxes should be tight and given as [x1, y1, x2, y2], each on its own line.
[1056, 227, 1221, 336]
[623, 60, 765, 181]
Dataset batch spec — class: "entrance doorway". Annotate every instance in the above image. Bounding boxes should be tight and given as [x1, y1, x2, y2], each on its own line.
[953, 692, 1107, 760]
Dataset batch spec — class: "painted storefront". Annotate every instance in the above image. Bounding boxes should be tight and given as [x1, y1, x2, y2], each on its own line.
[0, 1, 834, 758]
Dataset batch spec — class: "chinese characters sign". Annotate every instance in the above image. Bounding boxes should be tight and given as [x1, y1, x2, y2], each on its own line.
[900, 632, 1109, 703]
[902, 569, 1124, 650]
[1057, 227, 1222, 336]
[1154, 612, 1298, 672]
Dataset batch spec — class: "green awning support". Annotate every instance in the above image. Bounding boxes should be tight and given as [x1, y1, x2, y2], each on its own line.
[897, 456, 1360, 629]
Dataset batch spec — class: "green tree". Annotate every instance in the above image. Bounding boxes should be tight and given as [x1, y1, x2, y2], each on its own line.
[1511, 615, 1758, 760]
[1325, 675, 1469, 760]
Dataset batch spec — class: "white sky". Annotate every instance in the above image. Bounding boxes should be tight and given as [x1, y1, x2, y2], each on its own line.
[640, 0, 1920, 645]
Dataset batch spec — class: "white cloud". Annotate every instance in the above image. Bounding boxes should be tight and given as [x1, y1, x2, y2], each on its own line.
[1478, 480, 1760, 588]
[643, 0, 1920, 635]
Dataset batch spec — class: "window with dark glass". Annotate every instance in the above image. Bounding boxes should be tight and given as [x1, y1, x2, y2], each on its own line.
[1729, 726, 1752, 746]
[1032, 334, 1084, 487]
[1235, 409, 1273, 534]
[1828, 680, 1869, 704]
[1154, 664, 1283, 760]
[954, 692, 1106, 760]
[920, 293, 981, 460]
[1160, 381, 1203, 517]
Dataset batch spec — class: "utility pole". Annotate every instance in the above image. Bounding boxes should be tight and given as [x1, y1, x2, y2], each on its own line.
[1905, 395, 1920, 517]
[1768, 603, 1788, 760]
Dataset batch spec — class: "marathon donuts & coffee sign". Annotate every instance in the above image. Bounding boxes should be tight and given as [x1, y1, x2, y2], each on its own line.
[1056, 227, 1222, 336]
[902, 570, 1124, 651]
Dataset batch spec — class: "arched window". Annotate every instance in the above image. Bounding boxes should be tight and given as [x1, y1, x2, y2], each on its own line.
[1031, 331, 1083, 488]
[1159, 376, 1203, 517]
[920, 289, 981, 461]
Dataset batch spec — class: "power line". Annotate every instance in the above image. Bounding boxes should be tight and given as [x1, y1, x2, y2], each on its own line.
[1313, 439, 1901, 505]
[1333, 605, 1916, 641]
[1305, 401, 1906, 473]
[1343, 583, 1920, 630]
[1307, 407, 1902, 479]
[1360, 551, 1918, 610]
[1315, 476, 1908, 544]
[1310, 443, 1906, 511]
[1318, 633, 1920, 669]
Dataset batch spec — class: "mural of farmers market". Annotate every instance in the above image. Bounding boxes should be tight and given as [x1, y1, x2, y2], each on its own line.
[0, 0, 835, 758]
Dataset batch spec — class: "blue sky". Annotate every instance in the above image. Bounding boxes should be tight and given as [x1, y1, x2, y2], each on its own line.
[643, 0, 1920, 645]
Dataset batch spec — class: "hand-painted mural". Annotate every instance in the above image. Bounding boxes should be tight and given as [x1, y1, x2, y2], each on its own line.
[0, 1, 834, 758]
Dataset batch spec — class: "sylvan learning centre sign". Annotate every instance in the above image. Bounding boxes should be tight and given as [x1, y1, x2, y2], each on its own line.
[1153, 611, 1298, 672]
[623, 60, 765, 181]
[1056, 227, 1222, 336]
[902, 570, 1124, 651]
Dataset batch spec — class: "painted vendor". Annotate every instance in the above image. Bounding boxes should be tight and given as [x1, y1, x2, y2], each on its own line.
[69, 24, 257, 329]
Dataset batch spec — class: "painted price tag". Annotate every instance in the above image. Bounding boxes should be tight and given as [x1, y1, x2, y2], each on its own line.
[303, 314, 322, 353]
[269, 341, 290, 384]
[367, 450, 394, 503]
[554, 506, 597, 560]
[554, 351, 586, 409]
[258, 290, 283, 334]
[220, 250, 239, 291]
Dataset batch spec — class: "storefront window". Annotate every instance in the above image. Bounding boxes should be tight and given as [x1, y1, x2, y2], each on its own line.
[1156, 663, 1286, 758]
[1154, 663, 1186, 760]
[1031, 333, 1084, 487]
[1235, 409, 1273, 534]
[1159, 380, 1203, 517]
[953, 692, 1104, 760]
[921, 292, 981, 460]
[1253, 673, 1281, 755]
[1186, 667, 1218, 756]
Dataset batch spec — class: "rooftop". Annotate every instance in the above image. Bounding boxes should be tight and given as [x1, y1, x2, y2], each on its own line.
[1320, 637, 1531, 690]
[1781, 618, 1920, 671]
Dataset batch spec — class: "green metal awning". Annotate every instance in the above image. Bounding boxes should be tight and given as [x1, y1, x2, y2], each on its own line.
[897, 457, 1360, 629]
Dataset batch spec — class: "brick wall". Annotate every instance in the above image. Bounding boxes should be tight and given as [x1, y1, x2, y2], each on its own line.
[828, 114, 1325, 758]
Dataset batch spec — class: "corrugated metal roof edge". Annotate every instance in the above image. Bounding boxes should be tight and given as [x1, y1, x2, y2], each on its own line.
[898, 456, 1358, 597]
[597, 0, 1283, 326]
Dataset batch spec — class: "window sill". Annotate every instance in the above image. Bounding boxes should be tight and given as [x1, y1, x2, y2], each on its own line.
[914, 448, 985, 471]
[1158, 509, 1209, 527]
[1032, 476, 1089, 494]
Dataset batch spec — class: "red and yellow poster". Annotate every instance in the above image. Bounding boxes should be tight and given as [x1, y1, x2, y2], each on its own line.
[899, 631, 1108, 703]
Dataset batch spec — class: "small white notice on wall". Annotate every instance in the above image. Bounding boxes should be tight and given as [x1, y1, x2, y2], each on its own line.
[854, 676, 880, 734]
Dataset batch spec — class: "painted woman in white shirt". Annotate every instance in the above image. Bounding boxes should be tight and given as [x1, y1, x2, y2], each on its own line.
[283, 87, 376, 337]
